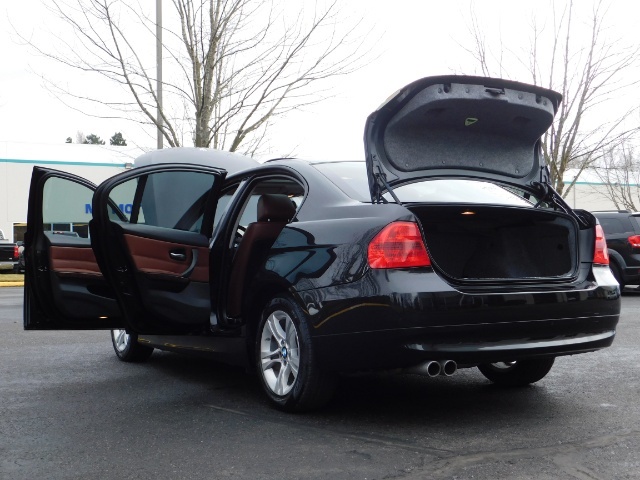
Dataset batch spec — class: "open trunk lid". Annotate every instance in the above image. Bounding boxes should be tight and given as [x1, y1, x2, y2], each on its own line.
[364, 75, 562, 203]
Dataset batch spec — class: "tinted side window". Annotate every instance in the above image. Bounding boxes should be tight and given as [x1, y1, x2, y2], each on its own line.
[141, 172, 213, 229]
[214, 185, 239, 230]
[42, 177, 93, 238]
[108, 171, 216, 232]
[599, 217, 632, 235]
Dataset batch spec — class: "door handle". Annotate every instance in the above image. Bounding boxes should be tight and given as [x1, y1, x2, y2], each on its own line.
[169, 251, 187, 261]
[180, 249, 198, 278]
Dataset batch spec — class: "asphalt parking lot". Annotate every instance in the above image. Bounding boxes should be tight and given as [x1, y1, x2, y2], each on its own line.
[1, 286, 639, 480]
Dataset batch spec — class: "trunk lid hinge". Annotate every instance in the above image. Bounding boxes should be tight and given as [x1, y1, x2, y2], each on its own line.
[538, 165, 551, 186]
[373, 161, 401, 204]
[532, 167, 589, 227]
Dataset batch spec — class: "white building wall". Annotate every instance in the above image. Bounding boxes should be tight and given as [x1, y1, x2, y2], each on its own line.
[566, 183, 618, 212]
[0, 142, 146, 242]
[0, 160, 8, 239]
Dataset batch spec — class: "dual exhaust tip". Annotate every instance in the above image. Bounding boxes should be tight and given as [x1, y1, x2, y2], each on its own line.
[407, 360, 457, 377]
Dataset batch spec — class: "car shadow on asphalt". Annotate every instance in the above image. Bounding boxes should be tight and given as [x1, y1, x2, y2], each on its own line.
[325, 369, 561, 421]
[134, 350, 569, 427]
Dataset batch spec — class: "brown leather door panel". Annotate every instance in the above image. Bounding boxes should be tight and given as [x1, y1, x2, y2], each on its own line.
[50, 246, 102, 277]
[123, 234, 209, 282]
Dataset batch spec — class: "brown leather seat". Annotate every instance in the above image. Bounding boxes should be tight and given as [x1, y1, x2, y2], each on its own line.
[227, 194, 296, 318]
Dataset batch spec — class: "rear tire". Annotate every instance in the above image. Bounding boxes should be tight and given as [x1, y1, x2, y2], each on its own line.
[110, 329, 154, 363]
[256, 296, 336, 412]
[478, 358, 555, 386]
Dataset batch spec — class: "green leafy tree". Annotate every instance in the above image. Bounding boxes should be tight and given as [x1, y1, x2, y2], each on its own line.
[110, 132, 127, 146]
[83, 133, 105, 145]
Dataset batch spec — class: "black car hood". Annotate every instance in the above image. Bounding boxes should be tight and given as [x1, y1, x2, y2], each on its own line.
[364, 75, 562, 202]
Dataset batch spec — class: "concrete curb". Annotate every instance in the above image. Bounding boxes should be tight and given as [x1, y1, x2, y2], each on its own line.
[0, 282, 24, 287]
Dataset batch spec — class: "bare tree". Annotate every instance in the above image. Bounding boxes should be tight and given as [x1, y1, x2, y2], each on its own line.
[463, 0, 640, 198]
[21, 0, 368, 154]
[593, 143, 640, 211]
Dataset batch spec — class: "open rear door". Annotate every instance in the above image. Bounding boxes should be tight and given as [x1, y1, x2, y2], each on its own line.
[24, 164, 226, 333]
[90, 164, 226, 334]
[24, 167, 126, 330]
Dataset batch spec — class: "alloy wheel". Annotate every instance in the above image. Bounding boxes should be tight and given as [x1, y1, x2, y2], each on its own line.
[259, 310, 300, 396]
[112, 329, 131, 353]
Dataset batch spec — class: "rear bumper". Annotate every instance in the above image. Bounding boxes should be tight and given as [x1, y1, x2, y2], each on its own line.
[300, 266, 621, 371]
[314, 315, 617, 371]
[405, 329, 615, 359]
[0, 261, 17, 271]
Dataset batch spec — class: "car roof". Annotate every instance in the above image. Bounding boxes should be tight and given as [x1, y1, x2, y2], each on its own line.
[263, 158, 364, 165]
[134, 147, 260, 175]
[593, 210, 640, 217]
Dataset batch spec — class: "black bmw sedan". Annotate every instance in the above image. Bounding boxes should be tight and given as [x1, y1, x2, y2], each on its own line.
[24, 76, 620, 411]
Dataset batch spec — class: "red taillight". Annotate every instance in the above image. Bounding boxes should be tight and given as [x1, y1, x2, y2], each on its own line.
[13, 245, 19, 260]
[593, 224, 609, 265]
[368, 221, 431, 269]
[628, 235, 640, 249]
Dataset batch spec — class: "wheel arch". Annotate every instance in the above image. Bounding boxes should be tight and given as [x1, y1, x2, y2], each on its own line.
[609, 250, 627, 291]
[606, 249, 626, 287]
[607, 248, 626, 270]
[242, 276, 297, 364]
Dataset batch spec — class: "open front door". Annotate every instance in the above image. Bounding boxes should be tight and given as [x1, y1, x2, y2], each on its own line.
[90, 164, 226, 334]
[24, 167, 126, 330]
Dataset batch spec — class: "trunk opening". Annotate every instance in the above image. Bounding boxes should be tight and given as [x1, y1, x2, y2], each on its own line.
[409, 204, 578, 282]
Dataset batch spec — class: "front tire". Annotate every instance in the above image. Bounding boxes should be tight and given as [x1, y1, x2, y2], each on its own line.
[478, 358, 555, 386]
[256, 296, 336, 412]
[110, 329, 154, 363]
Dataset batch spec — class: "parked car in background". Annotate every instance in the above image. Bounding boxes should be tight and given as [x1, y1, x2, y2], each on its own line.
[24, 76, 621, 411]
[592, 210, 640, 290]
[0, 229, 19, 273]
[16, 241, 25, 273]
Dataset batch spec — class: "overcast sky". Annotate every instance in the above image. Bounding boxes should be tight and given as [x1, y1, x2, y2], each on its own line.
[1, 0, 637, 161]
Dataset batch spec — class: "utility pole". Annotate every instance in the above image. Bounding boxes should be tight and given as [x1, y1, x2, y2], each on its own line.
[156, 0, 163, 150]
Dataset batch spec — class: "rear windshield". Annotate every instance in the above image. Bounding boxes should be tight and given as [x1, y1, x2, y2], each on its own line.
[313, 161, 533, 206]
[313, 162, 371, 201]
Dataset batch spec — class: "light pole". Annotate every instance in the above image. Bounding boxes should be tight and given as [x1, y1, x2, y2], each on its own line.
[156, 0, 163, 150]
